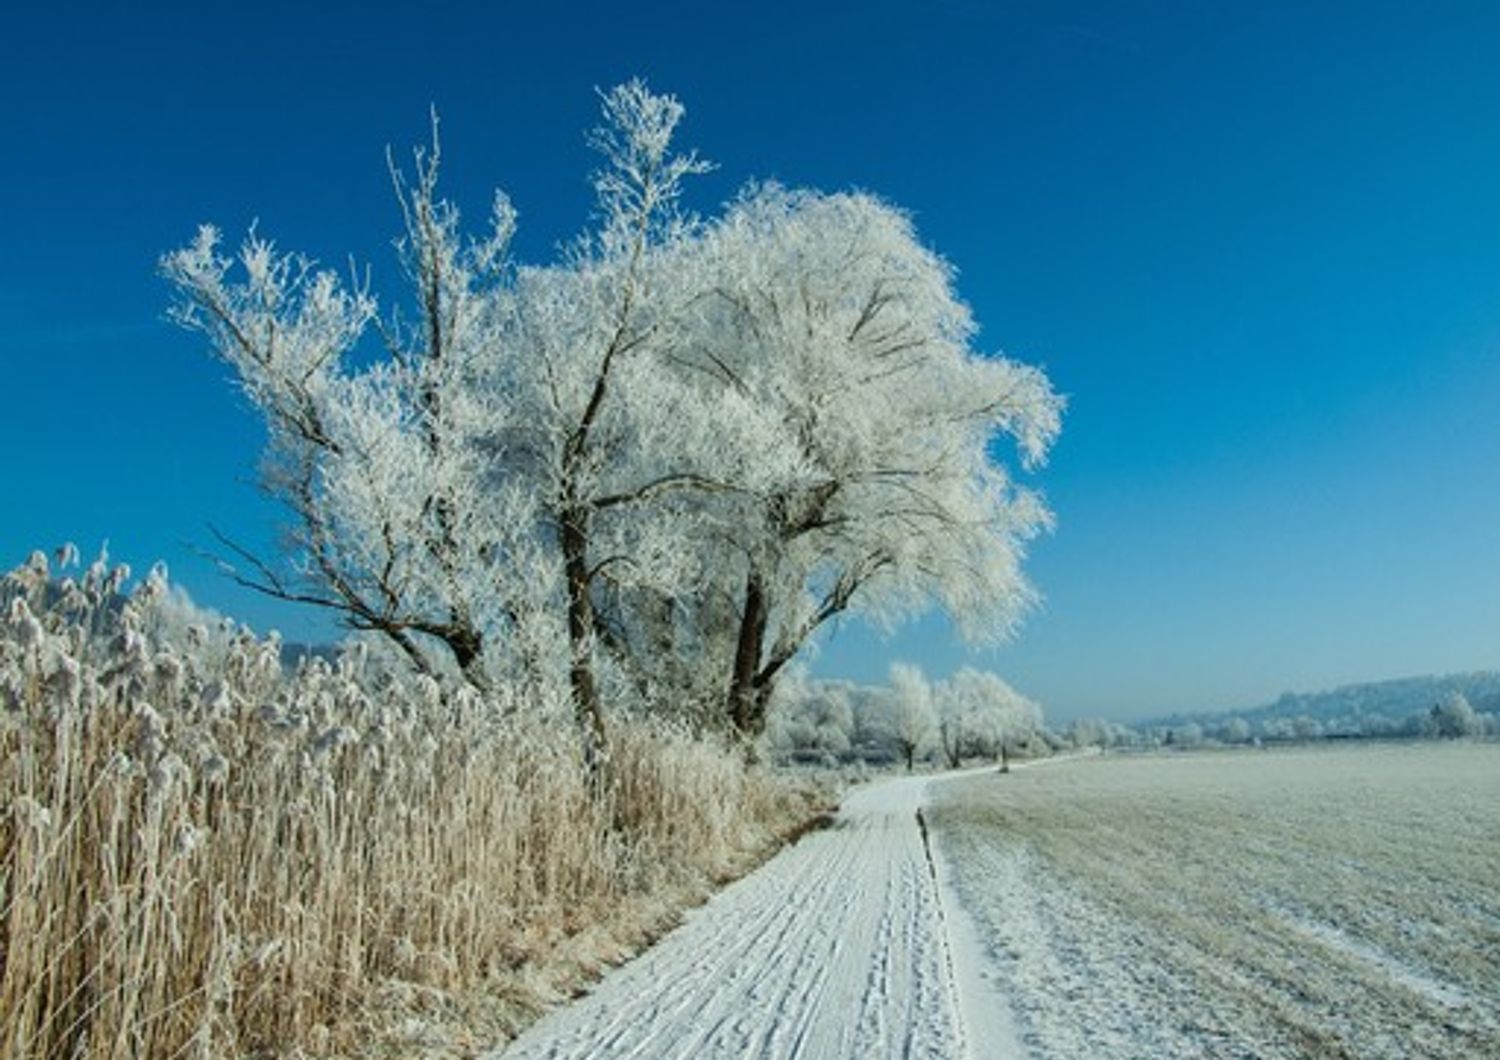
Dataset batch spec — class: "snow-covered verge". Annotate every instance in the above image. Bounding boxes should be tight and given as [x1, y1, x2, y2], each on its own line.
[930, 743, 1500, 1059]
[0, 552, 823, 1060]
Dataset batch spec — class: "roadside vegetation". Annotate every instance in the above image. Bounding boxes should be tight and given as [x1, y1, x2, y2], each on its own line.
[0, 551, 819, 1059]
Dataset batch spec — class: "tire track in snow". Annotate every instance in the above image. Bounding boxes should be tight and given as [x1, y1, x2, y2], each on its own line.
[493, 772, 1021, 1060]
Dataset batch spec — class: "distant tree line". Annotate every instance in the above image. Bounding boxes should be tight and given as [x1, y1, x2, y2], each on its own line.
[766, 662, 1047, 770]
[1064, 688, 1498, 751]
[766, 668, 1500, 773]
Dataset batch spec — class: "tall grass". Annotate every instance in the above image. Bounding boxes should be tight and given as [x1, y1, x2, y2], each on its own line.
[0, 552, 817, 1059]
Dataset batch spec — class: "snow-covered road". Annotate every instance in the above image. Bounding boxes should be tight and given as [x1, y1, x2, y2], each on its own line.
[493, 771, 1020, 1060]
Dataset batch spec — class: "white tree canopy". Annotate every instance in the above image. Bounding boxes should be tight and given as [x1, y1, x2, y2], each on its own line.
[884, 662, 937, 770]
[165, 80, 1062, 752]
[936, 666, 1043, 764]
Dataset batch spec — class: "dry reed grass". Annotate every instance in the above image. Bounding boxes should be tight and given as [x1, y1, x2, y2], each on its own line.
[0, 552, 820, 1059]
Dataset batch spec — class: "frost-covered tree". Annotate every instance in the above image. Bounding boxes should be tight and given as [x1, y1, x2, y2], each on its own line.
[1060, 715, 1146, 751]
[934, 682, 971, 769]
[165, 81, 1061, 765]
[972, 669, 1043, 767]
[935, 667, 1043, 767]
[765, 671, 856, 762]
[479, 83, 718, 761]
[165, 84, 715, 763]
[883, 662, 937, 771]
[1216, 717, 1253, 744]
[684, 188, 1062, 736]
[162, 120, 521, 693]
[1429, 691, 1483, 738]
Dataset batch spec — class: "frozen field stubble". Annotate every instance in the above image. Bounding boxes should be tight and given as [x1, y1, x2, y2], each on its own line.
[932, 743, 1500, 1060]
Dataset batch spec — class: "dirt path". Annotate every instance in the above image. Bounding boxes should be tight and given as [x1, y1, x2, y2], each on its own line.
[492, 771, 1022, 1060]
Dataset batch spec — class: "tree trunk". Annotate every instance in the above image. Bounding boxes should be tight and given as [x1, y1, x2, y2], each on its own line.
[940, 722, 961, 769]
[442, 624, 488, 692]
[561, 507, 608, 784]
[728, 569, 769, 737]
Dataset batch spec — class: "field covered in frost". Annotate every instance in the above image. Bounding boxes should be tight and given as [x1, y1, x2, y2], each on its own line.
[931, 743, 1500, 1059]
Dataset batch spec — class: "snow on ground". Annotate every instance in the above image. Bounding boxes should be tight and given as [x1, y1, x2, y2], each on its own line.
[931, 743, 1500, 1060]
[492, 769, 1021, 1060]
[494, 744, 1499, 1060]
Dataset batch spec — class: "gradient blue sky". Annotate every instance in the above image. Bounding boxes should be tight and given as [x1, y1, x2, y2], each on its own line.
[3, 2, 1498, 720]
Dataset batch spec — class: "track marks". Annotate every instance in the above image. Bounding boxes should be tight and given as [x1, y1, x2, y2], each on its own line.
[493, 775, 979, 1060]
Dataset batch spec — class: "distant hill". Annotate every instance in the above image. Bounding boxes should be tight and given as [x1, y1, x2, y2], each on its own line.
[1144, 671, 1500, 731]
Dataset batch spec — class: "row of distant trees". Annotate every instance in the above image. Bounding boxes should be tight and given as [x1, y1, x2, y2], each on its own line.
[770, 676, 1500, 770]
[1055, 690, 1498, 750]
[766, 662, 1045, 770]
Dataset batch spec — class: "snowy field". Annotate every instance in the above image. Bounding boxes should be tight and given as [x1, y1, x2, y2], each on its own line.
[931, 743, 1500, 1059]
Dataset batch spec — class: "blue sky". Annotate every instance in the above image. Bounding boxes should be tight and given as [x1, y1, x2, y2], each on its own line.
[3, 2, 1498, 720]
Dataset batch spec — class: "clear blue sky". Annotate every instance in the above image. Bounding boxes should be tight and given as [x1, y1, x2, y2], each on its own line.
[4, 1, 1499, 720]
